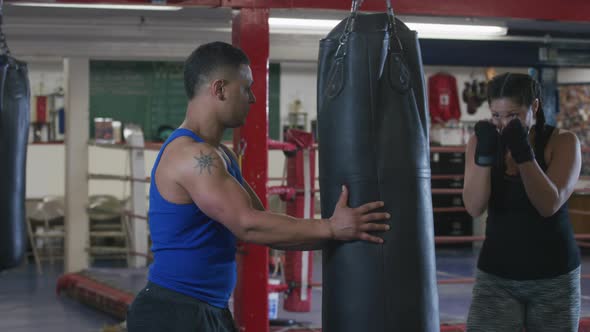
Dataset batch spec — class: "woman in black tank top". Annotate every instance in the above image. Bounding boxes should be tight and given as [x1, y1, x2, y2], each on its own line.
[462, 73, 582, 331]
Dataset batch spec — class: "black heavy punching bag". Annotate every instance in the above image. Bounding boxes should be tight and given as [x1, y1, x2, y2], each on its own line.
[317, 2, 439, 331]
[0, 16, 30, 270]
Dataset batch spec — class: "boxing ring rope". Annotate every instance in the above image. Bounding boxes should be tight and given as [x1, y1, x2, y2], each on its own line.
[434, 233, 590, 243]
[84, 138, 590, 317]
[571, 209, 590, 216]
[432, 188, 463, 194]
[433, 207, 467, 213]
[127, 251, 153, 259]
[87, 131, 150, 268]
[265, 140, 590, 298]
[56, 136, 590, 332]
[88, 140, 163, 152]
[82, 204, 151, 259]
[88, 173, 150, 183]
[122, 211, 148, 221]
[59, 147, 153, 322]
[80, 136, 320, 312]
[268, 139, 297, 152]
[431, 175, 464, 179]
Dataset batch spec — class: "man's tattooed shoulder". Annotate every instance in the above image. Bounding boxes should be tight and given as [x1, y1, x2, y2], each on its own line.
[193, 150, 218, 175]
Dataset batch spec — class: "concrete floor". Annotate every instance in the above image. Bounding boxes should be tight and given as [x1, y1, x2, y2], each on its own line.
[3, 248, 590, 331]
[0, 262, 119, 332]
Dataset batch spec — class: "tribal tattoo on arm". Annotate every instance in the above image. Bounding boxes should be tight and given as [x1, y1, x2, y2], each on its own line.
[194, 151, 218, 175]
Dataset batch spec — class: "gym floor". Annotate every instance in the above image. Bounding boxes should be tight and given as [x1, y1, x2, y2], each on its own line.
[0, 263, 119, 332]
[2, 248, 590, 331]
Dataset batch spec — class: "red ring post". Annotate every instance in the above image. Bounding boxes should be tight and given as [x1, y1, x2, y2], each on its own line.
[232, 8, 270, 332]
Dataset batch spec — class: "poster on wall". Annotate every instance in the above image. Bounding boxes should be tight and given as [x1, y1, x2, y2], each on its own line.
[558, 84, 590, 176]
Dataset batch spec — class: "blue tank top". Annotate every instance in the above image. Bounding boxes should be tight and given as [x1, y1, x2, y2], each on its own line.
[148, 128, 243, 308]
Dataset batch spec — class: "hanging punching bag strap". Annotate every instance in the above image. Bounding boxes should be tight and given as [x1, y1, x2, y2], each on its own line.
[0, 0, 12, 63]
[381, 0, 410, 92]
[324, 0, 362, 100]
[384, 0, 403, 53]
[327, 0, 371, 100]
[344, 0, 404, 56]
[333, 0, 362, 60]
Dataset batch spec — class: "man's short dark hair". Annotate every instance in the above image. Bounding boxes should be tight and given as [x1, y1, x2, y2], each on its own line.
[183, 42, 250, 99]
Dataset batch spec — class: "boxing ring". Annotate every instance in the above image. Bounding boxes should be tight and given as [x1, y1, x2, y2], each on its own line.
[55, 135, 590, 331]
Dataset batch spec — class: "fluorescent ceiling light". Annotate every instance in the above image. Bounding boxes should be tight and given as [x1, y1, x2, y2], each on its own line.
[11, 2, 182, 11]
[269, 18, 507, 39]
[409, 22, 507, 38]
[269, 18, 340, 30]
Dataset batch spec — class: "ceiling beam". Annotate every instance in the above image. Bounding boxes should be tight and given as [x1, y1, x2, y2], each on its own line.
[11, 0, 223, 7]
[9, 0, 590, 22]
[219, 0, 590, 23]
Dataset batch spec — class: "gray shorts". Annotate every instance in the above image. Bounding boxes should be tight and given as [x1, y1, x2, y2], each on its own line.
[467, 267, 580, 332]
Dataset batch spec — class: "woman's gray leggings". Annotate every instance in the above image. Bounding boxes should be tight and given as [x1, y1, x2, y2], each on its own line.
[467, 267, 581, 332]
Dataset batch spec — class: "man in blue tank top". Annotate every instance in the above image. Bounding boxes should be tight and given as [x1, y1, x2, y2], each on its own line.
[126, 42, 391, 332]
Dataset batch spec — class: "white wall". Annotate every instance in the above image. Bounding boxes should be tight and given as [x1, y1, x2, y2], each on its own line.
[558, 68, 590, 84]
[279, 62, 318, 140]
[27, 61, 64, 96]
[27, 144, 65, 199]
[26, 144, 159, 200]
[25, 61, 590, 200]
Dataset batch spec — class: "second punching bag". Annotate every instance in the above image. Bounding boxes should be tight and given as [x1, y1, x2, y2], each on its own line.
[0, 54, 30, 271]
[317, 5, 439, 332]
